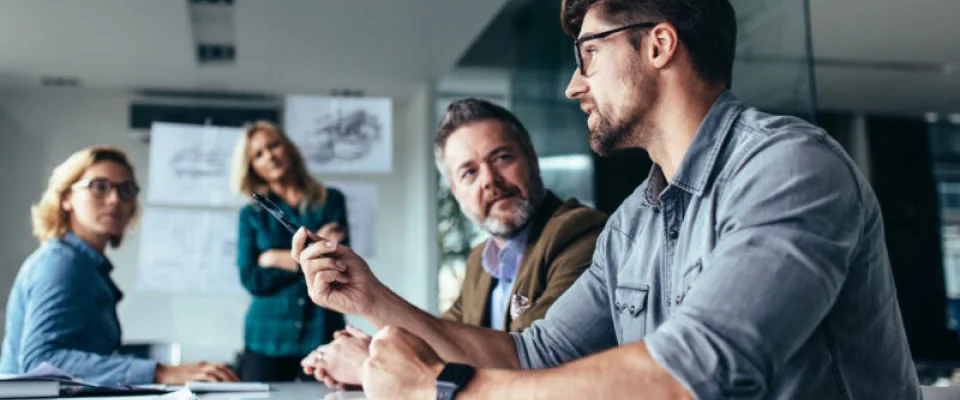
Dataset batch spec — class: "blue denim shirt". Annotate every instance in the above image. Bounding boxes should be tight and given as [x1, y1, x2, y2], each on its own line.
[480, 226, 530, 330]
[0, 232, 156, 385]
[513, 91, 920, 399]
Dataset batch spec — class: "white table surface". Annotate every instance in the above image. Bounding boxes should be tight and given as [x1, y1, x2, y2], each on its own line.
[42, 382, 364, 400]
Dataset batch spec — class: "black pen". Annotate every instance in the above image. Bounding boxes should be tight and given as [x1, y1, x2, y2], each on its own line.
[252, 193, 314, 247]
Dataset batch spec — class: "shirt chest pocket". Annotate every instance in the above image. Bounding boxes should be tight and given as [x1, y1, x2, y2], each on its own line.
[675, 259, 703, 306]
[614, 284, 649, 343]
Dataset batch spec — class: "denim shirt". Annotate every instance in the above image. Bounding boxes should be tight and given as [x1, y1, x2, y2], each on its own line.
[513, 91, 920, 399]
[0, 232, 156, 385]
[480, 226, 530, 330]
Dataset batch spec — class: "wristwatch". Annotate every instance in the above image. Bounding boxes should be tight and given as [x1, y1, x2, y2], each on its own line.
[435, 363, 476, 400]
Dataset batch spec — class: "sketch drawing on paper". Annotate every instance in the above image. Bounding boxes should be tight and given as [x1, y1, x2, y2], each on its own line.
[170, 148, 230, 179]
[284, 96, 393, 173]
[305, 108, 383, 164]
[327, 181, 378, 258]
[137, 207, 244, 294]
[147, 122, 245, 207]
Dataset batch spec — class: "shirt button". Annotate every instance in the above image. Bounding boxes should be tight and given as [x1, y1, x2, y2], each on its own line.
[629, 305, 637, 314]
[298, 298, 306, 306]
[295, 321, 303, 329]
[668, 230, 679, 240]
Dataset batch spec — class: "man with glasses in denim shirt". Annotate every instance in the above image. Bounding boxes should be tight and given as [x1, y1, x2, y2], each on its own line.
[292, 1, 921, 398]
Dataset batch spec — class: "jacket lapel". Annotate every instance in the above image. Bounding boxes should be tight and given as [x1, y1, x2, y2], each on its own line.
[473, 269, 494, 327]
[503, 191, 564, 330]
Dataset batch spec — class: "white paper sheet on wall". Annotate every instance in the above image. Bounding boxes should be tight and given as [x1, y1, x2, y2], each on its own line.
[327, 181, 378, 258]
[136, 207, 244, 294]
[284, 95, 393, 174]
[146, 122, 246, 207]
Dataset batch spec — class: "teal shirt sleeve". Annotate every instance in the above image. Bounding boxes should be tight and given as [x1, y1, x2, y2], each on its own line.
[236, 205, 301, 296]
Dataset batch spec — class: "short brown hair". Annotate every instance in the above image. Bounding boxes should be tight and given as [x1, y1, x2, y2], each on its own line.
[562, 0, 738, 88]
[433, 98, 536, 179]
[31, 145, 139, 247]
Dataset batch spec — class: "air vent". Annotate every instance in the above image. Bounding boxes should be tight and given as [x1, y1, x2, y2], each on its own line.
[135, 88, 277, 102]
[41, 76, 80, 87]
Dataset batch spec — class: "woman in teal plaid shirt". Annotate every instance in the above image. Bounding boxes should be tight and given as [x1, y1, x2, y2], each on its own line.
[231, 120, 347, 382]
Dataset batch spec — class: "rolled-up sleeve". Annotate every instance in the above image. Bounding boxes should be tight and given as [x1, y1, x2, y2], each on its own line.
[645, 134, 862, 399]
[511, 231, 619, 369]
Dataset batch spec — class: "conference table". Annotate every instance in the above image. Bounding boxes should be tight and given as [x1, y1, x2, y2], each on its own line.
[42, 382, 960, 399]
[46, 382, 362, 400]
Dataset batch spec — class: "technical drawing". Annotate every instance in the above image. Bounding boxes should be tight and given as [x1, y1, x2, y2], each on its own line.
[170, 148, 229, 179]
[284, 96, 393, 173]
[303, 108, 383, 165]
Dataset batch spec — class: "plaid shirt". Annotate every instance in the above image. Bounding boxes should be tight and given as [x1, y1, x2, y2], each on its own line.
[236, 189, 348, 357]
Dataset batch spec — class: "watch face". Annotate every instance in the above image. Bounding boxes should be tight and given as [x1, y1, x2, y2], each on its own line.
[435, 383, 457, 400]
[436, 381, 459, 391]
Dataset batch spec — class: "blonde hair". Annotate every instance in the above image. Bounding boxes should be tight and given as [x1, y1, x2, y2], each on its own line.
[231, 120, 327, 209]
[31, 145, 139, 247]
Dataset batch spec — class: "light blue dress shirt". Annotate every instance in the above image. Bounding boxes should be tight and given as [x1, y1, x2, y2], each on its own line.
[0, 232, 156, 385]
[481, 226, 530, 331]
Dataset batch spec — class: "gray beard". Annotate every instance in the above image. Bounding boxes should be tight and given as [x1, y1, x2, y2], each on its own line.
[462, 186, 544, 239]
[471, 198, 534, 237]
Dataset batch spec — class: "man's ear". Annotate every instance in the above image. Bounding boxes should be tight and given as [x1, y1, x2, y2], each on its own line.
[647, 23, 680, 70]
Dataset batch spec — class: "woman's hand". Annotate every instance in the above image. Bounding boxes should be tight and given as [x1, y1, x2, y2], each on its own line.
[258, 249, 300, 272]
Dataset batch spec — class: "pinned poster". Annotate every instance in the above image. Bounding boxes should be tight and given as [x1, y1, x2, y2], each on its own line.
[136, 207, 244, 294]
[284, 95, 392, 173]
[146, 122, 246, 208]
[327, 181, 378, 258]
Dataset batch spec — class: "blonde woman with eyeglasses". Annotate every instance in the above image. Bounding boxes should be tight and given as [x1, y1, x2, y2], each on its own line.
[232, 121, 348, 382]
[0, 145, 239, 385]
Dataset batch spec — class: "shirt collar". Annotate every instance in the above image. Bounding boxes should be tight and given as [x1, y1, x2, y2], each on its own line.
[61, 231, 114, 274]
[643, 90, 746, 203]
[481, 224, 531, 280]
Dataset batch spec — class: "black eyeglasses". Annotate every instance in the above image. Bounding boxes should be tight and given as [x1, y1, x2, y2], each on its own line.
[72, 178, 140, 201]
[573, 22, 661, 76]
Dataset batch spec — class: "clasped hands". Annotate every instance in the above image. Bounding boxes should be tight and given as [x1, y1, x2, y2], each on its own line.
[291, 228, 447, 400]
